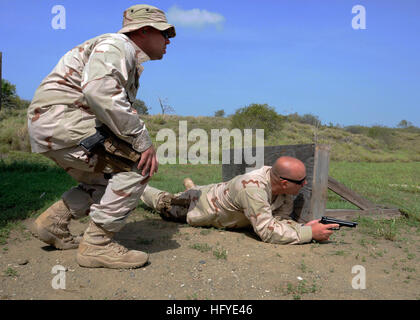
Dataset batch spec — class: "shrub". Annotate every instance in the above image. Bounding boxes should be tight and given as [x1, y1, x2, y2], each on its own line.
[132, 99, 149, 115]
[214, 109, 225, 117]
[152, 114, 166, 125]
[1, 79, 30, 110]
[287, 113, 322, 127]
[397, 120, 412, 128]
[396, 120, 420, 134]
[366, 126, 396, 149]
[298, 113, 322, 127]
[0, 109, 31, 152]
[1, 79, 17, 107]
[344, 125, 369, 135]
[231, 103, 283, 137]
[367, 125, 391, 139]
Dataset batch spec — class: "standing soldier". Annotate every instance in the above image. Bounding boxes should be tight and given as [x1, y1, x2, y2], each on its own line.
[28, 4, 175, 269]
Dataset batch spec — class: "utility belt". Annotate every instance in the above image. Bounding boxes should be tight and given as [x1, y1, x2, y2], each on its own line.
[79, 125, 141, 174]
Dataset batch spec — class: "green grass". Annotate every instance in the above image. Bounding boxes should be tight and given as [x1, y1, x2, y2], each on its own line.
[147, 163, 222, 194]
[280, 280, 320, 300]
[4, 267, 18, 277]
[328, 162, 420, 222]
[189, 243, 212, 253]
[330, 250, 347, 256]
[213, 247, 228, 260]
[0, 151, 76, 243]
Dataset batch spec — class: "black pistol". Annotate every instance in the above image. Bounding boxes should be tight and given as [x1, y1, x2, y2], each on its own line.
[320, 216, 358, 230]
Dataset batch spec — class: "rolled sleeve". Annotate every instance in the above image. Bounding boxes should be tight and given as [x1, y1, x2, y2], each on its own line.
[298, 226, 313, 244]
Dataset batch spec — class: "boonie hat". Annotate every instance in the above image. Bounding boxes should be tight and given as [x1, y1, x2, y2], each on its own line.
[118, 4, 176, 38]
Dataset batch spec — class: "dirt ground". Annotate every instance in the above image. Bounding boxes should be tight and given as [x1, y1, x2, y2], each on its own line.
[0, 209, 419, 300]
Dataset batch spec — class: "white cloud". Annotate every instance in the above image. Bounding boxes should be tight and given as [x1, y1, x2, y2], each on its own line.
[167, 5, 225, 29]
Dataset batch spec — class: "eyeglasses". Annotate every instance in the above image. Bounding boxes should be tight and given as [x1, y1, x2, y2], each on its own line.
[161, 30, 170, 40]
[279, 176, 307, 186]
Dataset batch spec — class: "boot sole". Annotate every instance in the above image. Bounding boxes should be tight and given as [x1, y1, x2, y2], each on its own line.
[76, 254, 149, 269]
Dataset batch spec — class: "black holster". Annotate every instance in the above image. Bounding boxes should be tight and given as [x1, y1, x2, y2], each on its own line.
[79, 126, 141, 174]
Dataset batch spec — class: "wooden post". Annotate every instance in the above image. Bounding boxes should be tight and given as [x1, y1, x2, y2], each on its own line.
[0, 51, 2, 111]
[310, 144, 331, 219]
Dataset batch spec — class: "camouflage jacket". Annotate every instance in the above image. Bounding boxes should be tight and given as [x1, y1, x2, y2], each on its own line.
[27, 33, 152, 154]
[188, 166, 313, 244]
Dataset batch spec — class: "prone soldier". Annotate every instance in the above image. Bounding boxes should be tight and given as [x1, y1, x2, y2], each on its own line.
[141, 156, 340, 244]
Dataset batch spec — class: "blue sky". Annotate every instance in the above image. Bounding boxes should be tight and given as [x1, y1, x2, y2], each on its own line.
[1, 0, 419, 127]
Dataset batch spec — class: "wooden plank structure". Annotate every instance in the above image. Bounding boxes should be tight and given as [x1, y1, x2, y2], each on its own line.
[222, 144, 401, 223]
[325, 176, 401, 220]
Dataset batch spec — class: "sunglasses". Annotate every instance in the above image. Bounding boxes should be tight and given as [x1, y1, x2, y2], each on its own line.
[279, 176, 307, 186]
[161, 30, 170, 39]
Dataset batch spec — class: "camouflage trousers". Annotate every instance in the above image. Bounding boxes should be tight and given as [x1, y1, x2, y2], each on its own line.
[43, 146, 148, 232]
[140, 185, 227, 228]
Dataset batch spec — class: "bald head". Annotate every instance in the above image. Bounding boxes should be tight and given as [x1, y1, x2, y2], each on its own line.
[270, 156, 307, 195]
[271, 156, 306, 179]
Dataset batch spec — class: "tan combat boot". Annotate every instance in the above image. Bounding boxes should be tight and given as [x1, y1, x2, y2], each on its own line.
[33, 200, 80, 250]
[183, 177, 195, 190]
[77, 220, 149, 269]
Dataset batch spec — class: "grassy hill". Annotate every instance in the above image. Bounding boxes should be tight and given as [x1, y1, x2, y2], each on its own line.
[1, 108, 420, 162]
[0, 108, 419, 244]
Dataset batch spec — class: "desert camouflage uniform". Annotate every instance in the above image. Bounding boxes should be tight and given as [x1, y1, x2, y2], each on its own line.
[27, 33, 152, 232]
[141, 166, 313, 244]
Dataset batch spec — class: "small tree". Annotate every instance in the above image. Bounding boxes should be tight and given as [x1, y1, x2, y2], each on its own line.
[1, 79, 16, 108]
[231, 103, 283, 137]
[397, 120, 413, 128]
[1, 79, 30, 109]
[299, 113, 322, 127]
[214, 109, 225, 117]
[158, 97, 175, 115]
[132, 99, 149, 115]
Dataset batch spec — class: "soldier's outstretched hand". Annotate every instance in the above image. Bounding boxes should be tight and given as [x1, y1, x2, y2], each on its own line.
[137, 145, 158, 177]
[305, 219, 339, 242]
